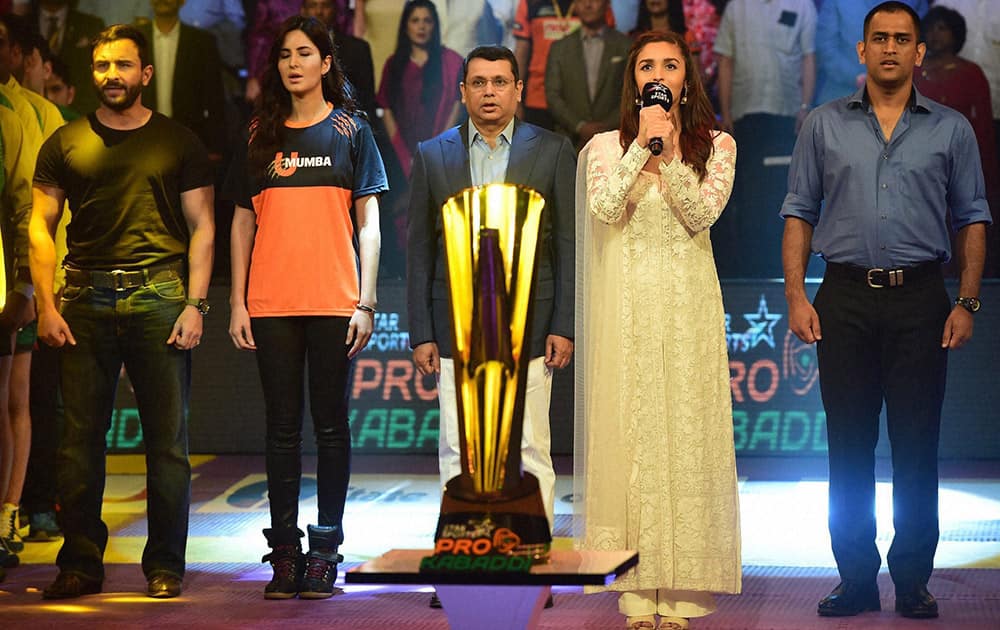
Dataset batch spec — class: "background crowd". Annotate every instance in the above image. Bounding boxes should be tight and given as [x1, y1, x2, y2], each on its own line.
[2, 0, 996, 283]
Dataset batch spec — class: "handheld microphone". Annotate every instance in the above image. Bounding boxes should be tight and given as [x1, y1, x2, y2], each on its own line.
[641, 82, 673, 156]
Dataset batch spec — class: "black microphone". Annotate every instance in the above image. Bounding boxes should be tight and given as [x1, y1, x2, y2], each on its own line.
[641, 82, 673, 156]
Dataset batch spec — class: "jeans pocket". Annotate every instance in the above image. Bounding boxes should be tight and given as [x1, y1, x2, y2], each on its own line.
[148, 277, 186, 301]
[60, 284, 91, 304]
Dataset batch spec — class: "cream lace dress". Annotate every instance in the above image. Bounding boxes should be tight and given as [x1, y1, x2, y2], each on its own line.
[575, 130, 742, 595]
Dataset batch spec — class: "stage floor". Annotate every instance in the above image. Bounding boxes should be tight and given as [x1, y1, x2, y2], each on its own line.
[2, 455, 998, 628]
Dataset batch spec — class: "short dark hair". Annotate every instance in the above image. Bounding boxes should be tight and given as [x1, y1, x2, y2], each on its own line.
[922, 6, 966, 55]
[91, 24, 150, 68]
[863, 1, 922, 42]
[0, 13, 31, 54]
[463, 46, 519, 84]
[48, 56, 74, 88]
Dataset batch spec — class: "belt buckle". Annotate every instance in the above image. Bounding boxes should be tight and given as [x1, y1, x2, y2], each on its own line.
[866, 268, 885, 289]
[109, 269, 129, 291]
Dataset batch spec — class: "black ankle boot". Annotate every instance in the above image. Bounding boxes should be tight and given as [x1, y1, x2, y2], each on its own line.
[261, 527, 304, 599]
[299, 524, 343, 600]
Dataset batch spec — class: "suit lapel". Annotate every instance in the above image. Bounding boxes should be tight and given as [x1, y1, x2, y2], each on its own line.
[505, 120, 541, 186]
[443, 125, 472, 194]
[592, 34, 619, 105]
[174, 25, 192, 98]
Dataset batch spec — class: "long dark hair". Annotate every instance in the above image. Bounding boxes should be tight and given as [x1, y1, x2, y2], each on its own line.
[633, 0, 687, 37]
[619, 31, 716, 182]
[247, 15, 354, 176]
[386, 0, 444, 115]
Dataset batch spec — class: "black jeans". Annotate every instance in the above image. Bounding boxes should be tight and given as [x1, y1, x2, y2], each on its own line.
[814, 267, 951, 590]
[252, 316, 353, 545]
[56, 276, 191, 580]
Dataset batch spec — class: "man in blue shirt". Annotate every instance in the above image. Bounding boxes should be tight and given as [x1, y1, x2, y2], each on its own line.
[781, 1, 990, 620]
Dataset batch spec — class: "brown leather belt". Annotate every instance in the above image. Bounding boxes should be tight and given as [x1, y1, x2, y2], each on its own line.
[825, 261, 941, 288]
[64, 262, 184, 291]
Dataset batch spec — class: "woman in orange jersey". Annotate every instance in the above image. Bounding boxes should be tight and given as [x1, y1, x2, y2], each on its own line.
[226, 15, 386, 601]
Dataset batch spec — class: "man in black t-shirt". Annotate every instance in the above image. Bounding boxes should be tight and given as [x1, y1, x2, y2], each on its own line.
[29, 24, 214, 601]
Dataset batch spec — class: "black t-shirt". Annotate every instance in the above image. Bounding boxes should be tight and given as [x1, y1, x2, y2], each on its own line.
[34, 111, 214, 270]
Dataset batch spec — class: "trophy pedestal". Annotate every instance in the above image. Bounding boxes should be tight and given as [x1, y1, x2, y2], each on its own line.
[435, 584, 550, 630]
[346, 549, 640, 630]
[433, 472, 552, 562]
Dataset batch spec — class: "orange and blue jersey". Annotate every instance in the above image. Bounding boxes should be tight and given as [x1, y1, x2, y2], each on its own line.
[233, 105, 387, 318]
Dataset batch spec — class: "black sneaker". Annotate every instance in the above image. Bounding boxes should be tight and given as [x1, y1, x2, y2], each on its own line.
[299, 549, 342, 599]
[0, 535, 18, 569]
[299, 524, 342, 599]
[262, 545, 303, 600]
[25, 511, 62, 542]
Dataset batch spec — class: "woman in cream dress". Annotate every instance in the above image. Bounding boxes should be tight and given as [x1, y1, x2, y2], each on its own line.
[576, 30, 741, 630]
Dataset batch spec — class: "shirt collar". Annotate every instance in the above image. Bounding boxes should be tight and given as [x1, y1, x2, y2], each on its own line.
[849, 84, 929, 113]
[581, 26, 607, 40]
[468, 117, 515, 149]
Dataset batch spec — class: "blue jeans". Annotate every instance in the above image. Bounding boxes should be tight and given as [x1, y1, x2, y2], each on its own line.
[55, 275, 191, 580]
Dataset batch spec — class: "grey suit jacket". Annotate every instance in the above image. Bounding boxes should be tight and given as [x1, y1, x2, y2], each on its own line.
[406, 120, 576, 359]
[545, 28, 631, 145]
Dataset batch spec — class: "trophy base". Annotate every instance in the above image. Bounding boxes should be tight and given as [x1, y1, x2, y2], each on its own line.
[430, 472, 552, 566]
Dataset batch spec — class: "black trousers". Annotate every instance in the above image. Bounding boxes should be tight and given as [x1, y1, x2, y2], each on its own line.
[814, 267, 951, 590]
[251, 316, 353, 546]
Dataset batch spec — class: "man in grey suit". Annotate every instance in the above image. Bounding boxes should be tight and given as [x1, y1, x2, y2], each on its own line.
[407, 46, 575, 535]
[545, 0, 630, 150]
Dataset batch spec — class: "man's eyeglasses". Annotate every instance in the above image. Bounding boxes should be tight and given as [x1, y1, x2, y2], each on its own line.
[465, 77, 514, 91]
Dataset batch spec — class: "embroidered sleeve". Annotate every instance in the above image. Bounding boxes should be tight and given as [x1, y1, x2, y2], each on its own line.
[658, 132, 736, 233]
[587, 137, 649, 224]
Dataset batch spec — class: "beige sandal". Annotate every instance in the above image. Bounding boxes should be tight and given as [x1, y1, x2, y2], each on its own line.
[658, 617, 689, 630]
[626, 615, 656, 629]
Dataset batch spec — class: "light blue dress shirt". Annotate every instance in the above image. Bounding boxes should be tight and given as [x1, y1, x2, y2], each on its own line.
[781, 86, 992, 267]
[180, 0, 246, 30]
[468, 118, 515, 186]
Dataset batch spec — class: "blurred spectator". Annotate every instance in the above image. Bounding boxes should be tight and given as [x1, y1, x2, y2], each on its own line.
[245, 0, 356, 102]
[485, 0, 519, 50]
[914, 4, 999, 277]
[683, 0, 722, 88]
[74, 0, 152, 25]
[438, 0, 488, 56]
[140, 0, 227, 160]
[611, 0, 638, 32]
[714, 0, 816, 279]
[0, 12, 53, 562]
[362, 0, 405, 86]
[11, 30, 66, 142]
[44, 55, 78, 120]
[179, 0, 246, 74]
[935, 0, 1000, 179]
[301, 0, 376, 119]
[377, 0, 462, 179]
[29, 0, 104, 116]
[629, 1, 723, 90]
[814, 0, 927, 106]
[376, 0, 462, 279]
[0, 100, 31, 571]
[545, 0, 629, 150]
[514, 0, 581, 129]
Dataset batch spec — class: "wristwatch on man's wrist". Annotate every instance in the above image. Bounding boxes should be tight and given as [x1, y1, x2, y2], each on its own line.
[955, 296, 981, 314]
[186, 297, 211, 315]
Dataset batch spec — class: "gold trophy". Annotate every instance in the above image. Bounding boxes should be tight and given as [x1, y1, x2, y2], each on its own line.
[423, 183, 551, 574]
